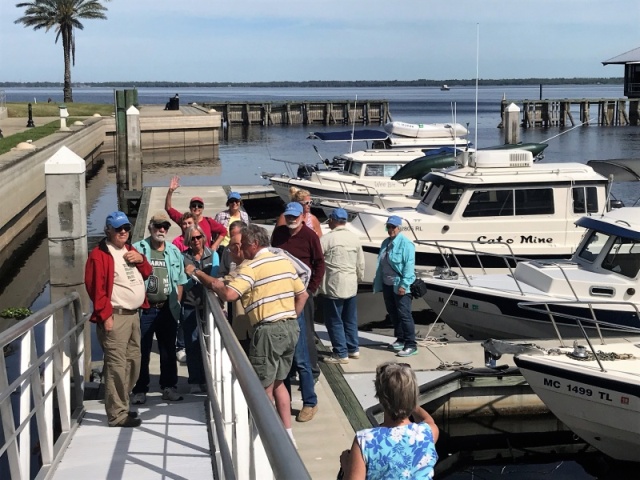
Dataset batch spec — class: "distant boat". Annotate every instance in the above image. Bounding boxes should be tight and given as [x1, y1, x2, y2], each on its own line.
[441, 84, 450, 91]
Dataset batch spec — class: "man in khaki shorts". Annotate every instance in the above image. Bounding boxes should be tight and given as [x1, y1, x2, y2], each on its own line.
[85, 211, 152, 428]
[187, 224, 308, 445]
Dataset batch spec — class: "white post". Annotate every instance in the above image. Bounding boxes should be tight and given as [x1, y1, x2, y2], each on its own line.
[504, 102, 520, 145]
[59, 105, 70, 132]
[126, 105, 143, 191]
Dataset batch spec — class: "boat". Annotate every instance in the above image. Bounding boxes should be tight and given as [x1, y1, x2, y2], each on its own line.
[483, 315, 640, 463]
[383, 121, 465, 139]
[441, 85, 450, 91]
[420, 207, 639, 340]
[342, 148, 613, 283]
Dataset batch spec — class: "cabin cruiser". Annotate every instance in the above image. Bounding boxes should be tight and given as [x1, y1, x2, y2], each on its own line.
[342, 148, 613, 282]
[421, 207, 639, 340]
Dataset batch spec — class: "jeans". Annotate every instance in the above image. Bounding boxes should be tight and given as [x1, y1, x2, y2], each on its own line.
[132, 304, 178, 393]
[323, 296, 359, 358]
[176, 317, 185, 350]
[303, 295, 319, 378]
[182, 304, 205, 385]
[285, 312, 318, 407]
[382, 284, 416, 349]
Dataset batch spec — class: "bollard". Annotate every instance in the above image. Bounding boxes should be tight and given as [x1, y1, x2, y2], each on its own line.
[26, 103, 35, 128]
[44, 146, 91, 384]
[59, 104, 70, 132]
[504, 103, 520, 145]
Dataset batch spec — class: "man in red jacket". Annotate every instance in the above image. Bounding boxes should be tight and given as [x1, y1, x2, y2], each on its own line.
[85, 211, 152, 428]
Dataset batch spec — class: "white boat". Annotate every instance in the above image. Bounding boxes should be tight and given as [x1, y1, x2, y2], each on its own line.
[421, 207, 640, 340]
[483, 318, 640, 463]
[342, 148, 612, 283]
[441, 85, 451, 91]
[384, 121, 466, 139]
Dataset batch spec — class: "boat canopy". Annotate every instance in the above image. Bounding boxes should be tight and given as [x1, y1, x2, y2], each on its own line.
[575, 216, 640, 242]
[307, 130, 389, 142]
[587, 159, 640, 182]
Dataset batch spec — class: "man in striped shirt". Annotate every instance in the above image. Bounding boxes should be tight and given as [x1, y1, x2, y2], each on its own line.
[188, 225, 308, 439]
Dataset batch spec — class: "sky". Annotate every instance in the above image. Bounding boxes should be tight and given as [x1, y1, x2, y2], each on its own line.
[1, 0, 639, 83]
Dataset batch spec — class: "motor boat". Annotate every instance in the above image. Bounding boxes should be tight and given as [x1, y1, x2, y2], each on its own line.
[483, 319, 640, 463]
[441, 85, 451, 91]
[383, 121, 466, 139]
[343, 148, 613, 283]
[421, 207, 640, 340]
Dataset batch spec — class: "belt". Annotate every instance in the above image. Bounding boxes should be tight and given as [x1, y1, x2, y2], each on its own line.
[255, 318, 295, 327]
[148, 302, 166, 309]
[113, 308, 138, 315]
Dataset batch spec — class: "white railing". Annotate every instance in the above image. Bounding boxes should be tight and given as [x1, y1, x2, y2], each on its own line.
[199, 289, 310, 480]
[0, 292, 87, 480]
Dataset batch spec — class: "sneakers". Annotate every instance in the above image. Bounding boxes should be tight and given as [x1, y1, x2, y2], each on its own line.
[114, 416, 142, 428]
[348, 351, 360, 359]
[131, 392, 146, 405]
[190, 383, 207, 394]
[162, 387, 184, 401]
[296, 405, 318, 422]
[176, 349, 187, 363]
[388, 341, 404, 352]
[323, 355, 349, 364]
[397, 347, 418, 357]
[128, 411, 138, 418]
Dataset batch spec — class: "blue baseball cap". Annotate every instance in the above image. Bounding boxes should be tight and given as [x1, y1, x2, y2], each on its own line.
[227, 191, 242, 201]
[283, 202, 303, 217]
[386, 215, 403, 227]
[106, 211, 130, 228]
[329, 208, 348, 221]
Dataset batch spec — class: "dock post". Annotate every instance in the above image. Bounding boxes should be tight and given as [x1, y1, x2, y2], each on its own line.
[44, 146, 91, 388]
[504, 103, 520, 145]
[126, 105, 142, 192]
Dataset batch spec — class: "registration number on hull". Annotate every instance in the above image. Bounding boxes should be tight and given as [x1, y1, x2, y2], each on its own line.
[542, 377, 628, 404]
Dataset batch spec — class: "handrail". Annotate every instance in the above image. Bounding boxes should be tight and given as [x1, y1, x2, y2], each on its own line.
[199, 288, 311, 480]
[0, 292, 88, 480]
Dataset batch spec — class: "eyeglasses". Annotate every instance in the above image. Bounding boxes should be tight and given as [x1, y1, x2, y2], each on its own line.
[300, 201, 312, 206]
[190, 202, 204, 209]
[385, 224, 398, 230]
[190, 235, 204, 242]
[152, 222, 171, 230]
[114, 224, 131, 233]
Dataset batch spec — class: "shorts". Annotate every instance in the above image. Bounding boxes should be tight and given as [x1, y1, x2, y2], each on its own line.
[249, 318, 299, 387]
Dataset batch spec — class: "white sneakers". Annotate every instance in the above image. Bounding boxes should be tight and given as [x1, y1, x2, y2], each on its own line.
[176, 349, 187, 363]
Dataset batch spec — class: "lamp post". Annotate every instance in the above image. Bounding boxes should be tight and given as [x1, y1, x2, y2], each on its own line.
[59, 104, 70, 132]
[26, 103, 35, 128]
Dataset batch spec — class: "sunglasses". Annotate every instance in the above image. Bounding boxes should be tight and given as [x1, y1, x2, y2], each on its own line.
[190, 235, 204, 242]
[190, 202, 204, 209]
[386, 224, 398, 230]
[227, 199, 240, 204]
[114, 224, 131, 233]
[153, 222, 171, 230]
[300, 201, 312, 206]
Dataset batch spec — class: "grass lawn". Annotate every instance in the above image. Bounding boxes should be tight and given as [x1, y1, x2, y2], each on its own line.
[0, 119, 86, 155]
[6, 102, 113, 117]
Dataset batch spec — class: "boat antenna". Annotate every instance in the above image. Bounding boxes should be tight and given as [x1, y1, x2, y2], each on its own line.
[474, 23, 479, 151]
[350, 95, 358, 154]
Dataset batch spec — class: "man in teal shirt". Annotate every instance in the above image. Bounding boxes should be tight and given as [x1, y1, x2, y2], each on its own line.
[132, 212, 188, 403]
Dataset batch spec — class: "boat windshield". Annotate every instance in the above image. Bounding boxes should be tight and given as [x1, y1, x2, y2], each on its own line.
[601, 236, 640, 278]
[345, 161, 362, 176]
[430, 183, 464, 215]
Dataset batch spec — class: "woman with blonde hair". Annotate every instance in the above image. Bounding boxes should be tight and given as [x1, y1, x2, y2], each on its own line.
[275, 186, 322, 236]
[339, 362, 439, 479]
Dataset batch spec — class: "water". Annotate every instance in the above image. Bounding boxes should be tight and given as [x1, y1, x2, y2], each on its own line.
[2, 85, 639, 478]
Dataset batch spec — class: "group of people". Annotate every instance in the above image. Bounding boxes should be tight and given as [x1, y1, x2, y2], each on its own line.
[83, 180, 434, 475]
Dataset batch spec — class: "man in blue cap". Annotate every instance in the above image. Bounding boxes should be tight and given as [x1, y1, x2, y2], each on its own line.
[319, 208, 364, 364]
[85, 211, 152, 427]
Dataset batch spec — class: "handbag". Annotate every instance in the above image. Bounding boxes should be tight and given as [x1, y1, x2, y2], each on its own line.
[409, 278, 428, 299]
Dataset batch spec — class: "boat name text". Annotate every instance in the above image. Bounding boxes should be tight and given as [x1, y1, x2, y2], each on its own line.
[477, 235, 553, 244]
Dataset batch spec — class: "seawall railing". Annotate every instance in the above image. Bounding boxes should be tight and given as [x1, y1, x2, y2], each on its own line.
[0, 292, 87, 480]
[200, 287, 311, 479]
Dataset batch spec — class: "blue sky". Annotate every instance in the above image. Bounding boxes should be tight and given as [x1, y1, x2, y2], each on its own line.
[1, 0, 638, 82]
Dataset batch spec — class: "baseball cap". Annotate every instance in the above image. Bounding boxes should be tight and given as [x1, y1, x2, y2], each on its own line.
[283, 202, 303, 217]
[150, 211, 171, 224]
[106, 211, 130, 229]
[386, 215, 403, 227]
[329, 208, 348, 221]
[190, 196, 204, 205]
[227, 191, 242, 201]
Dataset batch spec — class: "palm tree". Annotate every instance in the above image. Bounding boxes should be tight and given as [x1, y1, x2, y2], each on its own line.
[15, 0, 110, 103]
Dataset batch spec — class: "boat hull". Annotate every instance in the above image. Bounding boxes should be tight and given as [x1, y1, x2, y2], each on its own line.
[422, 281, 640, 340]
[516, 356, 640, 462]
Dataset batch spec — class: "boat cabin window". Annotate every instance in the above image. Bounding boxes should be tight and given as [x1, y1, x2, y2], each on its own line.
[578, 231, 609, 263]
[462, 188, 554, 217]
[364, 164, 402, 177]
[601, 237, 640, 278]
[345, 161, 362, 176]
[432, 184, 464, 215]
[572, 186, 599, 214]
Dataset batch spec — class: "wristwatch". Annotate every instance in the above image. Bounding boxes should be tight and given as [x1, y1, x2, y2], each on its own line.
[191, 268, 200, 282]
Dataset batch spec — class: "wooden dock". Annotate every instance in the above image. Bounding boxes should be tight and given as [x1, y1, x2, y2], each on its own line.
[201, 100, 392, 126]
[500, 97, 640, 128]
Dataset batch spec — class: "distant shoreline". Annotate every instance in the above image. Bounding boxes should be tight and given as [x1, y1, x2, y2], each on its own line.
[0, 78, 623, 89]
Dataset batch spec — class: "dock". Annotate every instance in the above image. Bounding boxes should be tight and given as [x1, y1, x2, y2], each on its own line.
[201, 100, 392, 126]
[500, 97, 640, 127]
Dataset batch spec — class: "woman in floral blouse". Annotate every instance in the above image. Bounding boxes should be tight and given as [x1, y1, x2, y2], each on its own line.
[339, 362, 439, 479]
